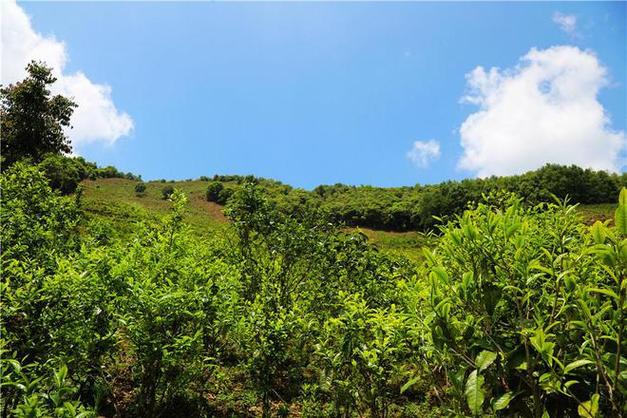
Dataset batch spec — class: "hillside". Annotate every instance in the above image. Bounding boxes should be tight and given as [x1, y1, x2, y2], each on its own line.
[6, 163, 625, 418]
[81, 176, 615, 261]
[81, 177, 435, 261]
[81, 178, 227, 236]
[3, 17, 626, 416]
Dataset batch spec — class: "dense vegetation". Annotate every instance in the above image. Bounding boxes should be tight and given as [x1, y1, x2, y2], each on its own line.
[205, 165, 627, 232]
[1, 61, 625, 417]
[2, 162, 626, 417]
[37, 153, 140, 194]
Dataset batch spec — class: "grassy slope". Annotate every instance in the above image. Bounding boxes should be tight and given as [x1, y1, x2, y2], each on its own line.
[81, 178, 226, 237]
[81, 178, 616, 260]
[578, 203, 615, 225]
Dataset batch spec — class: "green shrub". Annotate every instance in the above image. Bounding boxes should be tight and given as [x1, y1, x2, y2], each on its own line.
[315, 295, 410, 417]
[206, 181, 224, 203]
[161, 185, 174, 200]
[1, 359, 96, 418]
[3, 159, 624, 417]
[0, 162, 81, 265]
[36, 154, 97, 194]
[134, 182, 146, 195]
[406, 192, 626, 416]
[96, 165, 140, 180]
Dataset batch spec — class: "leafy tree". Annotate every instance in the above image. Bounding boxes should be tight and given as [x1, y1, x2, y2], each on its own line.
[134, 182, 146, 195]
[37, 154, 92, 194]
[161, 185, 174, 200]
[1, 61, 77, 167]
[206, 181, 224, 203]
[96, 165, 140, 180]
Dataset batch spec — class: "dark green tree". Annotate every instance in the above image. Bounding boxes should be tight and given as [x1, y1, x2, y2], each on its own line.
[1, 61, 77, 167]
[205, 181, 224, 203]
[162, 185, 175, 200]
[135, 182, 147, 195]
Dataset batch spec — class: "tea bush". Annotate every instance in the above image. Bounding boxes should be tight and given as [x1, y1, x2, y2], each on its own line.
[134, 182, 146, 195]
[161, 185, 174, 200]
[407, 194, 626, 416]
[1, 164, 624, 417]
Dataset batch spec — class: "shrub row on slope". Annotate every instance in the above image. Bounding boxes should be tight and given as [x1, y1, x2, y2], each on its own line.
[2, 163, 625, 417]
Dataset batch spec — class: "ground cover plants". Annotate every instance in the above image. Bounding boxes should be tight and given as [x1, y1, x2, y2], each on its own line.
[1, 161, 625, 417]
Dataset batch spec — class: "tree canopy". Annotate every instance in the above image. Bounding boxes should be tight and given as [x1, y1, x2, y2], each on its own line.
[1, 61, 76, 167]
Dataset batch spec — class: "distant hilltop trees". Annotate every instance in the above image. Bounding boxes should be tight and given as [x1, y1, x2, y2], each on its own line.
[205, 164, 627, 232]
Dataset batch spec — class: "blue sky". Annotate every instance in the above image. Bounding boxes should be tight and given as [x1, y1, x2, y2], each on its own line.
[9, 1, 627, 188]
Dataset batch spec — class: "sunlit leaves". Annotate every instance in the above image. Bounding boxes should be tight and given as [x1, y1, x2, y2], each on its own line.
[530, 328, 556, 366]
[493, 391, 514, 411]
[577, 393, 600, 418]
[464, 370, 485, 416]
[3, 164, 626, 417]
[421, 191, 626, 416]
[475, 350, 497, 372]
[563, 359, 594, 374]
[590, 221, 606, 244]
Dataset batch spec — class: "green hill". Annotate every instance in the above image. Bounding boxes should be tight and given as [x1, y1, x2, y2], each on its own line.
[81, 176, 616, 261]
[81, 177, 435, 261]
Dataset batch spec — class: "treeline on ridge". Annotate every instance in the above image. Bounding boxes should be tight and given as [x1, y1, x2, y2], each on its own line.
[29, 154, 627, 233]
[203, 164, 627, 231]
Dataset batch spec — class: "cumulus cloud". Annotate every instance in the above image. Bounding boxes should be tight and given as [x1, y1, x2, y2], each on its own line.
[407, 140, 441, 168]
[458, 46, 625, 177]
[1, 0, 133, 146]
[553, 12, 577, 35]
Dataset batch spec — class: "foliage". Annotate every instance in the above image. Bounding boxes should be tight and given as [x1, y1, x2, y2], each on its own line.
[0, 162, 82, 266]
[409, 193, 626, 416]
[134, 182, 146, 195]
[206, 181, 224, 202]
[315, 295, 410, 418]
[206, 181, 235, 205]
[37, 154, 94, 194]
[1, 61, 76, 167]
[96, 165, 140, 180]
[161, 185, 174, 200]
[314, 164, 626, 231]
[1, 356, 95, 418]
[2, 162, 625, 417]
[199, 165, 626, 232]
[36, 154, 140, 195]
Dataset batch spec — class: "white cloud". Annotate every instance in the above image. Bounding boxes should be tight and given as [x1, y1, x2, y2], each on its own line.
[1, 0, 133, 147]
[458, 46, 625, 177]
[407, 140, 441, 168]
[553, 12, 578, 35]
